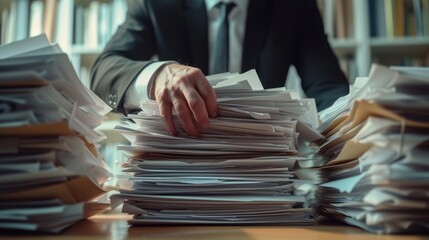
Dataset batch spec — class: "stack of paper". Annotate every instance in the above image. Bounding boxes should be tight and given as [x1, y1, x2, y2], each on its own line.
[301, 64, 429, 234]
[111, 70, 320, 225]
[0, 35, 112, 233]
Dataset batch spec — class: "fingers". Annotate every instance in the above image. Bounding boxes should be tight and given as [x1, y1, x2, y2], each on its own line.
[158, 90, 200, 137]
[179, 68, 211, 129]
[156, 89, 177, 136]
[195, 76, 218, 118]
[153, 64, 217, 137]
[182, 87, 209, 129]
[171, 92, 200, 137]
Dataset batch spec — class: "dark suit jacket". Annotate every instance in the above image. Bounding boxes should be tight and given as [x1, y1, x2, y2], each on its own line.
[91, 0, 349, 113]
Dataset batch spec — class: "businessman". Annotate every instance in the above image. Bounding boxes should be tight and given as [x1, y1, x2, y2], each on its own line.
[91, 0, 349, 137]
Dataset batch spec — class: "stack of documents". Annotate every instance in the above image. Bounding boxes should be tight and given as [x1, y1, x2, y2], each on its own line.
[111, 70, 320, 225]
[0, 35, 111, 233]
[301, 64, 429, 234]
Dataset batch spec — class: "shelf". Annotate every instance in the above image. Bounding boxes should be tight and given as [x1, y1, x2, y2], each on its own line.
[370, 37, 429, 56]
[329, 39, 357, 57]
[74, 0, 111, 4]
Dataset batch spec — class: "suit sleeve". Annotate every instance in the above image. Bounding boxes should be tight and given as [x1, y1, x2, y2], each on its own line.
[293, 0, 349, 111]
[90, 0, 157, 113]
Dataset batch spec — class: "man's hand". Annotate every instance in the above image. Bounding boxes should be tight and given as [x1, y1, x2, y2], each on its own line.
[153, 63, 217, 137]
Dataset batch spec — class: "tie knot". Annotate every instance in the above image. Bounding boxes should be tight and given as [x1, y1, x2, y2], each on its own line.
[217, 1, 236, 15]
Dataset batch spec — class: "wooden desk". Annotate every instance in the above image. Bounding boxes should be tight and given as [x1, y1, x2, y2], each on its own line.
[1, 213, 428, 240]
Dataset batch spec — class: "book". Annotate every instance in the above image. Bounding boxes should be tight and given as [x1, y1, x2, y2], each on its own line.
[43, 0, 57, 42]
[385, 0, 395, 38]
[29, 0, 44, 37]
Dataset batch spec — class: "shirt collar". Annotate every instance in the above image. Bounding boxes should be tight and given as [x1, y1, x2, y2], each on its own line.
[205, 0, 248, 13]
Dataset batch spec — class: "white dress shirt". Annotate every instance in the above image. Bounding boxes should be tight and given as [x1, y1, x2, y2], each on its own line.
[124, 0, 249, 110]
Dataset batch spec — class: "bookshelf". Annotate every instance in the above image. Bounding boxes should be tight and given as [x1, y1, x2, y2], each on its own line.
[317, 0, 429, 84]
[1, 0, 428, 86]
[67, 0, 128, 88]
[0, 0, 127, 88]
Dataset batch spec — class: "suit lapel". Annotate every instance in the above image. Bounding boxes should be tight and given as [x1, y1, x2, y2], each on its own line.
[241, 0, 269, 72]
[184, 0, 209, 74]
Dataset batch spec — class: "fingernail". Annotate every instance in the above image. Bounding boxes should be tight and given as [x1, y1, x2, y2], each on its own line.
[210, 112, 217, 118]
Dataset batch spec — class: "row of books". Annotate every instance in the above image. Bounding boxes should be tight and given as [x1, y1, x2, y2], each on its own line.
[0, 0, 56, 45]
[73, 0, 127, 47]
[318, 0, 355, 39]
[369, 0, 429, 38]
[0, 0, 127, 47]
[0, 34, 112, 232]
[317, 0, 429, 39]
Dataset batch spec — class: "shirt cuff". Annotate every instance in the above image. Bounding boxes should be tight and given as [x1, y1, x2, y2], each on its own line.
[124, 61, 176, 111]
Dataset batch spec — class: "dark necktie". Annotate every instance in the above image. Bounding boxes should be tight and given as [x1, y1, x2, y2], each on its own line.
[212, 2, 236, 74]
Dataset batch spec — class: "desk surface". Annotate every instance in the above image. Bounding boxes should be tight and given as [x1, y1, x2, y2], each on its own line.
[1, 213, 428, 240]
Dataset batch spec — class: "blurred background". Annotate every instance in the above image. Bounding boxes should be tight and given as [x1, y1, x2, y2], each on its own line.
[1, 0, 428, 87]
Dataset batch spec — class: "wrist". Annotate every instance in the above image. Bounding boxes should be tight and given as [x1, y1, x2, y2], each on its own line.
[150, 61, 178, 99]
